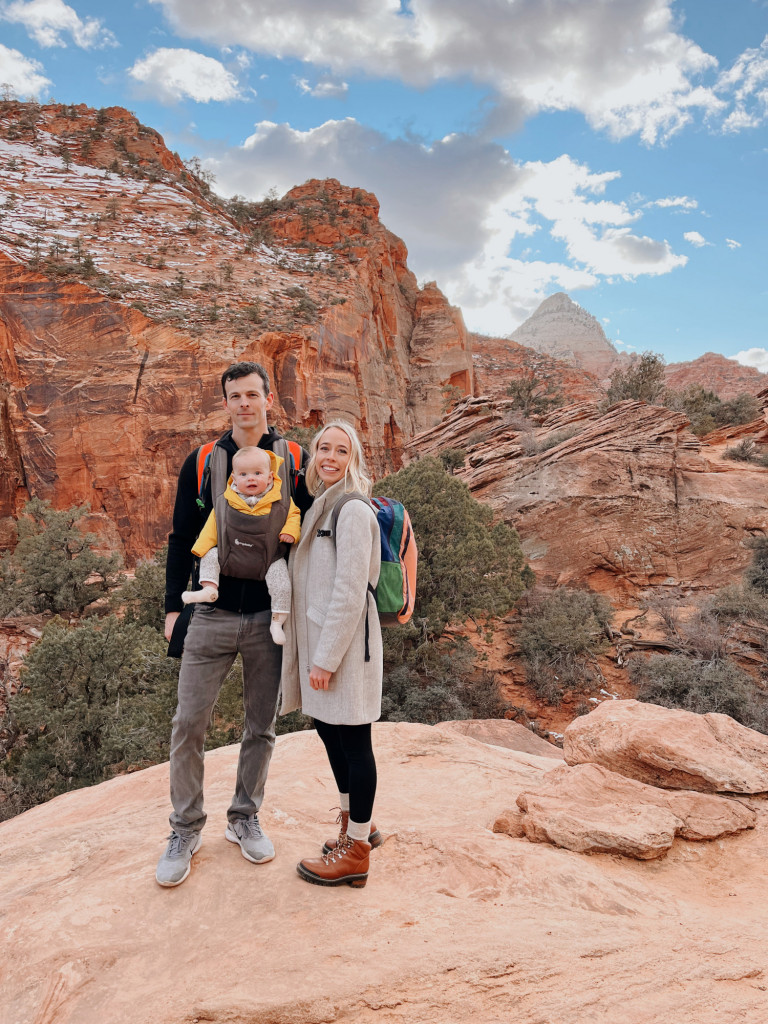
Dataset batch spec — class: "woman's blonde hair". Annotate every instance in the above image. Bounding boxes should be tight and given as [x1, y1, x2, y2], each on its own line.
[305, 420, 372, 497]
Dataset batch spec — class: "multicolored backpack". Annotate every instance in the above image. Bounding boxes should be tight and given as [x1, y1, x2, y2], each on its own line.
[329, 493, 417, 626]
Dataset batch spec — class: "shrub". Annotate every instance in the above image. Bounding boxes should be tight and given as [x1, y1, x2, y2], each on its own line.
[539, 426, 580, 451]
[374, 456, 528, 633]
[745, 536, 768, 596]
[113, 546, 167, 631]
[664, 386, 760, 436]
[0, 499, 122, 617]
[0, 616, 179, 818]
[505, 357, 564, 418]
[724, 439, 756, 462]
[710, 584, 768, 624]
[516, 587, 614, 705]
[370, 458, 532, 729]
[439, 448, 467, 474]
[629, 654, 767, 732]
[606, 351, 666, 405]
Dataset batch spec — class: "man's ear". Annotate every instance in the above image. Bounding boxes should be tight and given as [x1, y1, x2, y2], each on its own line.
[265, 390, 275, 411]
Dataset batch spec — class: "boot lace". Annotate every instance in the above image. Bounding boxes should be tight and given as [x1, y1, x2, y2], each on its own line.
[321, 833, 354, 865]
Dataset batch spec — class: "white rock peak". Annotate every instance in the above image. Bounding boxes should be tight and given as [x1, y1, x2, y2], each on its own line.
[510, 291, 626, 376]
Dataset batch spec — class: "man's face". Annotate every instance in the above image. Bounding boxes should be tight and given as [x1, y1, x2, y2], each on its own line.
[223, 373, 274, 431]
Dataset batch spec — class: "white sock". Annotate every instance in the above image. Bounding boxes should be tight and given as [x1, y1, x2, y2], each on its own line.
[338, 793, 350, 813]
[347, 818, 371, 843]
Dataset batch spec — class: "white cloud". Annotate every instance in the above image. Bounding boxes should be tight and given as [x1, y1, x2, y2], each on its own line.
[683, 230, 711, 247]
[128, 48, 243, 103]
[648, 195, 698, 209]
[296, 75, 348, 99]
[1, 0, 116, 49]
[0, 41, 50, 94]
[149, 0, 722, 144]
[731, 348, 768, 373]
[205, 117, 687, 334]
[726, 238, 741, 249]
[717, 36, 768, 132]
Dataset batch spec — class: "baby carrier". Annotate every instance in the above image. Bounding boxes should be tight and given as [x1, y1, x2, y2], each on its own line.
[210, 443, 293, 580]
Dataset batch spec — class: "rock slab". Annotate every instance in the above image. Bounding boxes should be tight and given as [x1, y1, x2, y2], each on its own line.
[3, 722, 768, 1024]
[514, 762, 756, 859]
[564, 699, 768, 793]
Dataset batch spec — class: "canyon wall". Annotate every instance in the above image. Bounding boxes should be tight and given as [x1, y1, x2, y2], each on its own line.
[0, 103, 473, 558]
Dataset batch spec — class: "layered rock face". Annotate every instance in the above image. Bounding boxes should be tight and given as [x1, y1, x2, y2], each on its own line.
[0, 103, 473, 558]
[406, 396, 767, 599]
[665, 352, 768, 399]
[470, 331, 604, 403]
[508, 291, 628, 378]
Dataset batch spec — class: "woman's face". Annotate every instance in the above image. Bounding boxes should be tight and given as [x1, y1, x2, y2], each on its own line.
[315, 427, 352, 486]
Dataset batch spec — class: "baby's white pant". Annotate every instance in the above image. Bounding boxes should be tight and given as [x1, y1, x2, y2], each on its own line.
[199, 546, 291, 614]
[265, 557, 291, 615]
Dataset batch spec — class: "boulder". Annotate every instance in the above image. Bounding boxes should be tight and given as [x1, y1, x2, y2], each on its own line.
[515, 762, 756, 859]
[564, 699, 768, 793]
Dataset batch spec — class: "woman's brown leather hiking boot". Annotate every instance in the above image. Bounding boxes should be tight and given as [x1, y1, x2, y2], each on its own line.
[322, 809, 382, 854]
[298, 835, 372, 888]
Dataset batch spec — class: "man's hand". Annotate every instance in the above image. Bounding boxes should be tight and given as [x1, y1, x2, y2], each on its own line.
[279, 533, 295, 543]
[164, 611, 180, 641]
[309, 664, 332, 690]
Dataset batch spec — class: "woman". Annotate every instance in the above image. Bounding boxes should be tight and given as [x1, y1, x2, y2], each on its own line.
[280, 421, 383, 888]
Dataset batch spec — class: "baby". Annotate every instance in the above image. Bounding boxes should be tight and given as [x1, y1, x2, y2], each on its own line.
[182, 446, 300, 644]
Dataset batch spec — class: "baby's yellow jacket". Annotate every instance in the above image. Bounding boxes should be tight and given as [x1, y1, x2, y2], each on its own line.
[191, 450, 301, 557]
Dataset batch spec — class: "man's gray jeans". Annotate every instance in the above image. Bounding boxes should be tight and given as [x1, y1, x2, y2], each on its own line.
[169, 606, 282, 835]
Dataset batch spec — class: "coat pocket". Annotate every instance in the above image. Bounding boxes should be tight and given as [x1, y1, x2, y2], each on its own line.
[306, 605, 326, 627]
[306, 604, 326, 666]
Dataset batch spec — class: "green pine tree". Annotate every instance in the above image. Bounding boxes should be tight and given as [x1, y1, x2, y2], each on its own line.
[0, 499, 122, 616]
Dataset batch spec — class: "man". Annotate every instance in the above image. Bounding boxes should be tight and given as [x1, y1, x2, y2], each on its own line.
[156, 361, 312, 887]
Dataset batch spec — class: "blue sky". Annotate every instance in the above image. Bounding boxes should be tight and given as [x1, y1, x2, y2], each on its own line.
[0, 0, 766, 368]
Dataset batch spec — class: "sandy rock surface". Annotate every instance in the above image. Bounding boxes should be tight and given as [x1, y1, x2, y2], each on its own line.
[3, 721, 768, 1024]
[515, 761, 756, 859]
[565, 699, 768, 793]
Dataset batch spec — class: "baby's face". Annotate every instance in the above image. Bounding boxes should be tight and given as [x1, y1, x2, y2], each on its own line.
[233, 453, 273, 497]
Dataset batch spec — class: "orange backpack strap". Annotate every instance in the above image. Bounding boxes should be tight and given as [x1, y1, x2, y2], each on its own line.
[285, 439, 304, 491]
[195, 441, 217, 504]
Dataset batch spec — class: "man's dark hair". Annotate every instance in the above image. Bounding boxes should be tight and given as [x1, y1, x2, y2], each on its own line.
[221, 361, 271, 398]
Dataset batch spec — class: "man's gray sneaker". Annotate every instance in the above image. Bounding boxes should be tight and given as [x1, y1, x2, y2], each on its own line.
[225, 814, 275, 864]
[155, 830, 202, 887]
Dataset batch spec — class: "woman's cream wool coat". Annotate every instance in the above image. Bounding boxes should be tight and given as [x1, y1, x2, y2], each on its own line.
[279, 479, 383, 725]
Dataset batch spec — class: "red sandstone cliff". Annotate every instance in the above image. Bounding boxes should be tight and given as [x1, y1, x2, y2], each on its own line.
[665, 352, 768, 399]
[0, 102, 473, 558]
[406, 396, 768, 601]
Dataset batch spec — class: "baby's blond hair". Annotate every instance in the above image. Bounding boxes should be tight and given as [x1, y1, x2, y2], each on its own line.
[232, 446, 271, 471]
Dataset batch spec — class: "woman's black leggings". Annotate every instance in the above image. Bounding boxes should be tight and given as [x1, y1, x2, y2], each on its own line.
[313, 719, 377, 824]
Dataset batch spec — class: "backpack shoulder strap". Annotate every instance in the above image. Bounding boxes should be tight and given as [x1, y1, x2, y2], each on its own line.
[196, 441, 217, 500]
[329, 492, 371, 540]
[196, 438, 230, 506]
[327, 491, 375, 664]
[209, 443, 229, 503]
[272, 437, 304, 497]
